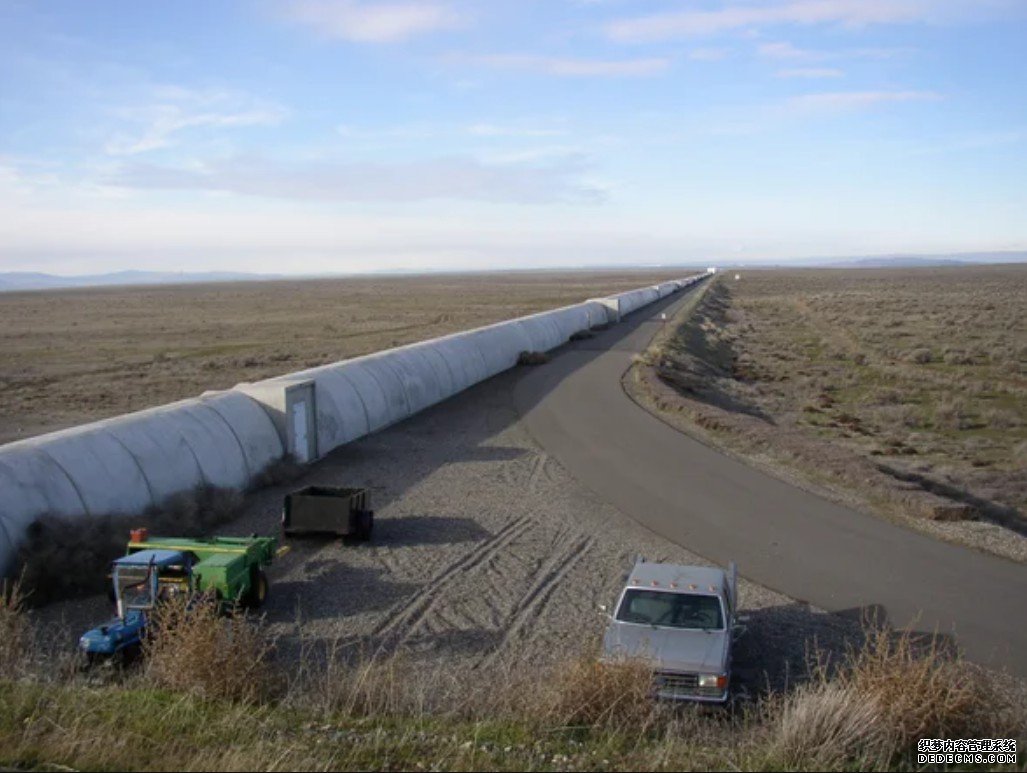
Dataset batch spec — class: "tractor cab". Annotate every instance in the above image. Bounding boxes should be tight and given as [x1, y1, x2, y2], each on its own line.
[112, 549, 193, 616]
[79, 549, 191, 660]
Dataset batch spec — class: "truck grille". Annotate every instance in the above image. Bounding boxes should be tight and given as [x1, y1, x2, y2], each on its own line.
[653, 671, 724, 700]
[655, 672, 698, 690]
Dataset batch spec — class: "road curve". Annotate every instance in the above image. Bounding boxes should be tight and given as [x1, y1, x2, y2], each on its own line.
[513, 284, 1027, 677]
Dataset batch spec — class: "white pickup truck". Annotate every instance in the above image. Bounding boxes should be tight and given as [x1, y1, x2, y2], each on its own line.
[600, 559, 743, 704]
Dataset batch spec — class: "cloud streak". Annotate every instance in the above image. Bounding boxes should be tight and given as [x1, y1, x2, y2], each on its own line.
[786, 89, 942, 113]
[104, 87, 287, 156]
[776, 67, 845, 78]
[606, 0, 1015, 42]
[106, 154, 606, 204]
[283, 0, 461, 43]
[455, 53, 671, 77]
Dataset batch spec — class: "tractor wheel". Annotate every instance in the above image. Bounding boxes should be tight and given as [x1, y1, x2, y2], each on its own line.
[355, 510, 374, 542]
[243, 569, 269, 609]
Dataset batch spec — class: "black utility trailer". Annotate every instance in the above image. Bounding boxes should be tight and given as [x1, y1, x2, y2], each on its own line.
[282, 486, 374, 541]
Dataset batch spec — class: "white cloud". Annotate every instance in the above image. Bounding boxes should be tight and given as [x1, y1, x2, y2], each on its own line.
[786, 90, 942, 113]
[757, 40, 915, 62]
[776, 67, 845, 78]
[105, 153, 606, 204]
[104, 88, 287, 156]
[758, 41, 825, 61]
[606, 0, 1016, 42]
[457, 53, 671, 77]
[688, 47, 731, 62]
[283, 0, 461, 43]
[465, 123, 567, 138]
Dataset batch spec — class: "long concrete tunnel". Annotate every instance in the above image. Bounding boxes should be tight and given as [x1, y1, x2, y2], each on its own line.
[0, 272, 711, 573]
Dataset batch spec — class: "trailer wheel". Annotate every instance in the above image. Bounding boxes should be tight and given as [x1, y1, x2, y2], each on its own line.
[243, 569, 269, 609]
[356, 510, 374, 542]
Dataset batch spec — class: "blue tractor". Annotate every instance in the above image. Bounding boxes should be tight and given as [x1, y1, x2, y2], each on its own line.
[79, 533, 280, 662]
[78, 549, 190, 661]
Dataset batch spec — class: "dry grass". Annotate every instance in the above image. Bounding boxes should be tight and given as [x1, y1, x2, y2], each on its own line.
[630, 266, 1027, 559]
[771, 683, 891, 769]
[0, 578, 29, 679]
[835, 626, 1005, 747]
[539, 658, 659, 732]
[288, 640, 662, 738]
[142, 595, 278, 704]
[769, 625, 1021, 769]
[0, 588, 1022, 771]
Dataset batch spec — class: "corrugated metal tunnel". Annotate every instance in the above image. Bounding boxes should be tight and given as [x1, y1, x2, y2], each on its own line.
[0, 272, 710, 573]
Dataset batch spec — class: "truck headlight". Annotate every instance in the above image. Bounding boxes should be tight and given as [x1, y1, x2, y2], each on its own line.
[699, 674, 728, 689]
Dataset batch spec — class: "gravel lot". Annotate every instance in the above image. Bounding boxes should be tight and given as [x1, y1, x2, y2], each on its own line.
[39, 337, 868, 693]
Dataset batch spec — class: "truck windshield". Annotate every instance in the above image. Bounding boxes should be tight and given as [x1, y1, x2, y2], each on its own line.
[616, 589, 724, 630]
[116, 567, 154, 610]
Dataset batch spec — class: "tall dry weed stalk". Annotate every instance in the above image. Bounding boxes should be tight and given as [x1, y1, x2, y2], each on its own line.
[772, 624, 1013, 768]
[539, 658, 659, 732]
[837, 625, 1001, 746]
[0, 577, 30, 678]
[288, 639, 665, 741]
[142, 595, 277, 704]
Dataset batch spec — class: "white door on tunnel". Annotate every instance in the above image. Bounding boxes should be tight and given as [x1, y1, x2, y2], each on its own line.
[291, 400, 310, 463]
[285, 381, 317, 464]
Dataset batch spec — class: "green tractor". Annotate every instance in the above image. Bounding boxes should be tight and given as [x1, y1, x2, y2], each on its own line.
[79, 530, 281, 660]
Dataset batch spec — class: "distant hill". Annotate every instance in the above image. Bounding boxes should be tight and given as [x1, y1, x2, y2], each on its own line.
[734, 251, 1027, 270]
[2, 251, 1025, 292]
[824, 256, 973, 269]
[0, 270, 278, 292]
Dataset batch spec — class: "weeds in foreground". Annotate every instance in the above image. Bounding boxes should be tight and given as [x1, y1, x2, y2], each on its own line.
[834, 624, 1007, 747]
[0, 589, 1022, 771]
[768, 622, 1021, 768]
[141, 595, 278, 704]
[771, 682, 892, 769]
[0, 578, 29, 678]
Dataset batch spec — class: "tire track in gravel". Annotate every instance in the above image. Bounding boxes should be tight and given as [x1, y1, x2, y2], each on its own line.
[372, 515, 535, 643]
[501, 449, 553, 494]
[478, 533, 596, 666]
[526, 451, 550, 493]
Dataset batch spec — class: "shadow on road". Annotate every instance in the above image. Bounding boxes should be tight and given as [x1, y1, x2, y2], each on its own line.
[734, 601, 962, 696]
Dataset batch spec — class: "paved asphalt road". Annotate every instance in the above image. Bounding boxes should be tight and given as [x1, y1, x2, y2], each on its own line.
[513, 282, 1027, 677]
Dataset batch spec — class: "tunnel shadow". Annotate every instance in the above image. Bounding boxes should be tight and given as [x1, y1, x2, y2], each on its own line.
[372, 515, 492, 547]
[269, 564, 420, 621]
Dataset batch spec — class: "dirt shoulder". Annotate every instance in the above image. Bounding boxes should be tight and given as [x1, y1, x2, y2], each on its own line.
[623, 269, 1027, 564]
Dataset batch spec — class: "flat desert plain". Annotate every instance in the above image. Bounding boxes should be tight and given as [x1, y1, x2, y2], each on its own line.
[0, 270, 687, 444]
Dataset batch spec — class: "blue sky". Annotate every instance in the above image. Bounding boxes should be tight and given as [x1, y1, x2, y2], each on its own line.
[1, 0, 1025, 274]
